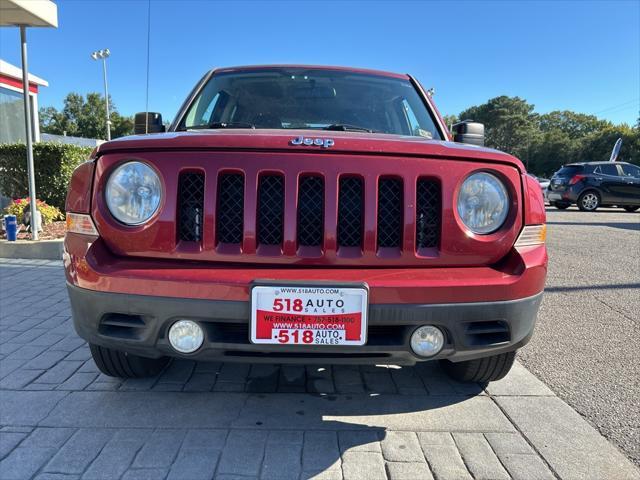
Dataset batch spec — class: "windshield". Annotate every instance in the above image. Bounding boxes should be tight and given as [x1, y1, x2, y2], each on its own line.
[179, 67, 443, 139]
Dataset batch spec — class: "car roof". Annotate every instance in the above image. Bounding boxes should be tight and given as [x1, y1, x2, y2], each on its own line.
[213, 64, 409, 80]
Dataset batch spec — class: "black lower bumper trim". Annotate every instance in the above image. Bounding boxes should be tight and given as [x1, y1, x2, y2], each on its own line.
[67, 283, 542, 365]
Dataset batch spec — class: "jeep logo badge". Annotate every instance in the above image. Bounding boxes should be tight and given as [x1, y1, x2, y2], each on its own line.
[291, 136, 335, 148]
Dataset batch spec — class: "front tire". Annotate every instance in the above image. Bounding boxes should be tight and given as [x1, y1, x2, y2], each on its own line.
[623, 206, 639, 212]
[441, 351, 516, 383]
[577, 191, 600, 211]
[90, 344, 169, 378]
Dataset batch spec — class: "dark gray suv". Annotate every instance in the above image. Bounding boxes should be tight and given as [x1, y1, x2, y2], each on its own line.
[548, 162, 640, 212]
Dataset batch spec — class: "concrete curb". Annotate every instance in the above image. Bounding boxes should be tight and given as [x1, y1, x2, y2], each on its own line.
[0, 239, 63, 260]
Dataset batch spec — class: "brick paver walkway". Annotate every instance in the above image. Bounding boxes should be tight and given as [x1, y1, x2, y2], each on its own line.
[1, 259, 638, 480]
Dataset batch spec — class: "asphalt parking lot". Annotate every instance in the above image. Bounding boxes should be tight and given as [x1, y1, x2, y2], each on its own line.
[518, 207, 640, 467]
[0, 208, 639, 480]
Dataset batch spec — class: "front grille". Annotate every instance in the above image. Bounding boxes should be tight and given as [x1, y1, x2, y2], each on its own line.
[175, 168, 442, 260]
[416, 179, 440, 249]
[257, 174, 284, 246]
[178, 172, 204, 242]
[377, 177, 403, 248]
[216, 173, 244, 244]
[337, 177, 364, 248]
[297, 176, 324, 246]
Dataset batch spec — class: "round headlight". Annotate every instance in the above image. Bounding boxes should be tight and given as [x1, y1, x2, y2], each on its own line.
[457, 172, 509, 234]
[105, 161, 162, 225]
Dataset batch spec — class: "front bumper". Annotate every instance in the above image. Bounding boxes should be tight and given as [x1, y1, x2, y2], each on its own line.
[68, 282, 542, 365]
[64, 234, 546, 365]
[63, 235, 547, 305]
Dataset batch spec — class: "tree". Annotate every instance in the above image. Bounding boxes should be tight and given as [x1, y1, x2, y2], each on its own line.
[441, 114, 458, 132]
[39, 92, 133, 140]
[448, 97, 639, 176]
[580, 124, 640, 165]
[538, 110, 610, 138]
[527, 111, 614, 174]
[458, 96, 540, 163]
[528, 129, 575, 176]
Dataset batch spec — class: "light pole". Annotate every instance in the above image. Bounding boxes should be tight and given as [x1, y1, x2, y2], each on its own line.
[91, 48, 111, 141]
[20, 26, 39, 240]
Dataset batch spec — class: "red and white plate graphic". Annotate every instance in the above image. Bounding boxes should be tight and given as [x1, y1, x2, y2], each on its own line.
[250, 285, 368, 346]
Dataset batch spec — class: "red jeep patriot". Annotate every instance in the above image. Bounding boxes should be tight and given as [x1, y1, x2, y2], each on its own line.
[64, 65, 547, 382]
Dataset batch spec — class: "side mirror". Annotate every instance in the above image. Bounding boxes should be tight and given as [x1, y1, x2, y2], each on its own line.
[134, 112, 165, 135]
[452, 121, 484, 146]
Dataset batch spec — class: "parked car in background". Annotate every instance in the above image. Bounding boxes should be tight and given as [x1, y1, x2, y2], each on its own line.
[63, 65, 548, 383]
[548, 162, 640, 211]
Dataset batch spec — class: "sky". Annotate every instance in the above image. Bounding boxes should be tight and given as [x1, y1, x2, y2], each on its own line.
[0, 0, 638, 125]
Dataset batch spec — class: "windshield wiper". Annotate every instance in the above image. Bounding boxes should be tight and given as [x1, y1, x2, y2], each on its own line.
[187, 122, 256, 130]
[323, 123, 374, 133]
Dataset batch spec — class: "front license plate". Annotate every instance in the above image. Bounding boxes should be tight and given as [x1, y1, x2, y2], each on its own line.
[548, 192, 562, 200]
[250, 285, 368, 346]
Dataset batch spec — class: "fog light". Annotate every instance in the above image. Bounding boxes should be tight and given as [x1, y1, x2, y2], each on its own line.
[168, 320, 204, 354]
[410, 325, 444, 357]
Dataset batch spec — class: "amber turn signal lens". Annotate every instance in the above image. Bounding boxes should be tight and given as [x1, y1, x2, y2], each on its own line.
[66, 213, 99, 236]
[514, 224, 546, 247]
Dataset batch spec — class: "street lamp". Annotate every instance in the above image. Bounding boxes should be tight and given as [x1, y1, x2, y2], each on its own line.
[91, 48, 111, 141]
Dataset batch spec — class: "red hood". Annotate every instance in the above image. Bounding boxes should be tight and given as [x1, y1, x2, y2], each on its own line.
[96, 130, 524, 171]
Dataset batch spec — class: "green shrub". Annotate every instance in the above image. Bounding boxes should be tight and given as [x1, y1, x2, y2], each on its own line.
[0, 143, 94, 211]
[3, 198, 64, 224]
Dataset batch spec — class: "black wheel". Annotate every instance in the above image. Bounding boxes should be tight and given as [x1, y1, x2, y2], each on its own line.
[89, 344, 169, 378]
[623, 206, 639, 212]
[440, 351, 516, 383]
[577, 190, 600, 211]
[552, 201, 570, 210]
